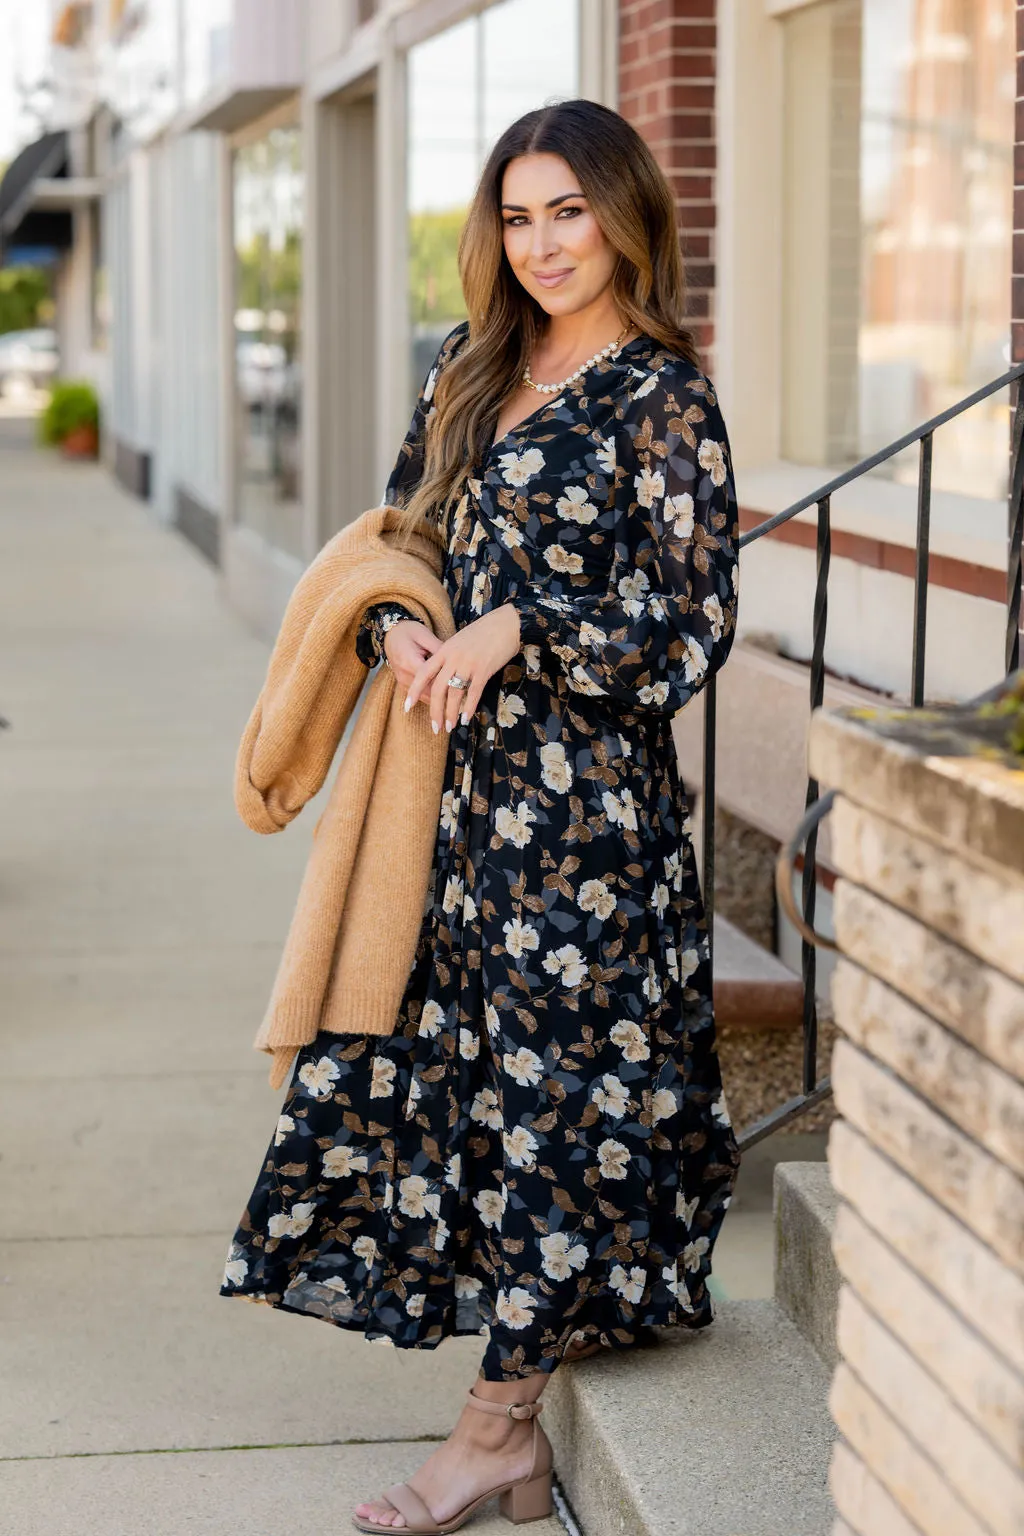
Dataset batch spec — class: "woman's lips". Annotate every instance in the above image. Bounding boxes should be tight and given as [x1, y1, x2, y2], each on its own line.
[533, 269, 574, 288]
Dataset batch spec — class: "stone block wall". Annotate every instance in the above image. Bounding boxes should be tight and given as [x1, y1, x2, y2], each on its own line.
[807, 696, 1024, 1536]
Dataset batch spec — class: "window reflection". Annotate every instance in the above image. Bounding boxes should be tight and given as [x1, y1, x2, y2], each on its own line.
[859, 0, 1013, 498]
[406, 0, 579, 408]
[233, 125, 303, 558]
[182, 0, 233, 107]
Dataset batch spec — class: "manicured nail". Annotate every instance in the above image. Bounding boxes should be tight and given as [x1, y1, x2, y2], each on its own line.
[460, 712, 468, 726]
[431, 720, 439, 734]
[445, 719, 454, 732]
[404, 695, 412, 713]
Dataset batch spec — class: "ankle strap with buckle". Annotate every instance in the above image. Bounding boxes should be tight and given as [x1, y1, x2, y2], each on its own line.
[466, 1390, 543, 1420]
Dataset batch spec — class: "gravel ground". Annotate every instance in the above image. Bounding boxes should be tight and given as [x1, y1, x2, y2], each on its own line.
[717, 1017, 839, 1137]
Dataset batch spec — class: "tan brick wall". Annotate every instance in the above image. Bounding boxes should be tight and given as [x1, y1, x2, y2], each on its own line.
[808, 705, 1024, 1536]
[617, 0, 717, 366]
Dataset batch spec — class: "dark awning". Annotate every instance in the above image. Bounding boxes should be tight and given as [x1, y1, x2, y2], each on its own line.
[0, 131, 73, 262]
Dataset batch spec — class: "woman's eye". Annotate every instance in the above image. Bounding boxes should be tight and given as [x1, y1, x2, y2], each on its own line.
[557, 206, 582, 218]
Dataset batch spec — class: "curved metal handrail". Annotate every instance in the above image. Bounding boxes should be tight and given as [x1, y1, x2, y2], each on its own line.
[775, 790, 839, 952]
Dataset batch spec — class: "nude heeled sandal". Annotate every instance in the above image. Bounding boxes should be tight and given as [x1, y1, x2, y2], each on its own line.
[350, 1390, 554, 1534]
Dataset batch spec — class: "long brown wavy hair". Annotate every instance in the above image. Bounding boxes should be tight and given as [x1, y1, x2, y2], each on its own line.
[398, 98, 702, 544]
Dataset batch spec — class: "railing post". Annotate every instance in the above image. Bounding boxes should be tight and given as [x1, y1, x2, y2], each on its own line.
[1008, 383, 1024, 675]
[731, 362, 1024, 1148]
[702, 674, 717, 967]
[801, 496, 830, 1097]
[912, 433, 933, 706]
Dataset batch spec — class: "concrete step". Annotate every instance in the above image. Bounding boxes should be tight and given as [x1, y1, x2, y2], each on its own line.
[545, 1299, 836, 1536]
[714, 915, 804, 1029]
[774, 1161, 841, 1370]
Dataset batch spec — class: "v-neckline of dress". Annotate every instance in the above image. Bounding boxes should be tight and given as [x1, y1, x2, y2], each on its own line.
[486, 332, 654, 459]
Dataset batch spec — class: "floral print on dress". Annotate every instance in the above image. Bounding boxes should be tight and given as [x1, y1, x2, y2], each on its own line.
[222, 321, 741, 1379]
[356, 604, 419, 669]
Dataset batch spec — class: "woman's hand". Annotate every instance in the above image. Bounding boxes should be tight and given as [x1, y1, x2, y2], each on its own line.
[404, 604, 522, 732]
[382, 620, 443, 692]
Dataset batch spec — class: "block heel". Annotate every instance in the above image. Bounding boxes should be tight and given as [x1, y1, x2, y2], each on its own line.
[499, 1470, 554, 1523]
[351, 1390, 554, 1535]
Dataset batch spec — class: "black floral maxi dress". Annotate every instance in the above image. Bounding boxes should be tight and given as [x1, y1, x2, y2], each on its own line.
[221, 322, 742, 1380]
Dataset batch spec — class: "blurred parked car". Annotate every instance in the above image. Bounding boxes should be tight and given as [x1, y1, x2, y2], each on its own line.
[0, 328, 59, 398]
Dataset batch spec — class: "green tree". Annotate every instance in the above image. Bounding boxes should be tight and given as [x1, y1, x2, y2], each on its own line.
[408, 208, 468, 328]
[236, 230, 302, 358]
[0, 266, 51, 336]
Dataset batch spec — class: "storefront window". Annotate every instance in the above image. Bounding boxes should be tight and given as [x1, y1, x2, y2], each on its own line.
[783, 0, 1014, 499]
[406, 0, 579, 405]
[232, 124, 303, 558]
[858, 0, 1013, 498]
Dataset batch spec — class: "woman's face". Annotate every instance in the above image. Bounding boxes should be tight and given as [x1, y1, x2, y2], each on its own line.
[500, 152, 617, 318]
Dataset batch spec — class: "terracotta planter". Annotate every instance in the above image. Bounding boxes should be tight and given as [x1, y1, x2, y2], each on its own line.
[60, 425, 99, 459]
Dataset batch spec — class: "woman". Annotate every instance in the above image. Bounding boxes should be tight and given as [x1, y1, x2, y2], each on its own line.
[222, 98, 740, 1533]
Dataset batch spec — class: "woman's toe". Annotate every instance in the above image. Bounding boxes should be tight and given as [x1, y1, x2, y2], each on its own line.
[354, 1498, 405, 1528]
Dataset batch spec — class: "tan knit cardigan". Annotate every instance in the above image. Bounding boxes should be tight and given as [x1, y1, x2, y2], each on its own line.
[234, 504, 455, 1089]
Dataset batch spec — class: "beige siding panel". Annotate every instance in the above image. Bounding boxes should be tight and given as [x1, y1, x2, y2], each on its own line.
[830, 1438, 928, 1536]
[830, 882, 1024, 1079]
[833, 1204, 1024, 1468]
[829, 1363, 988, 1536]
[831, 1039, 1024, 1275]
[827, 1122, 1024, 1375]
[831, 957, 1024, 1174]
[811, 715, 1024, 889]
[829, 799, 1024, 986]
[836, 1289, 1024, 1534]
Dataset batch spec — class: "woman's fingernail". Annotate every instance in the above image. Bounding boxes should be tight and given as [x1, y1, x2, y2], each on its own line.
[431, 720, 439, 734]
[445, 719, 454, 732]
[460, 712, 468, 726]
[404, 695, 412, 713]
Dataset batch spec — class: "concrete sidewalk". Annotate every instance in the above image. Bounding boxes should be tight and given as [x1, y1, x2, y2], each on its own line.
[0, 417, 563, 1535]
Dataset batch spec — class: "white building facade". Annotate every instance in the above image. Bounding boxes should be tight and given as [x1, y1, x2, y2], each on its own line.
[3, 0, 1019, 978]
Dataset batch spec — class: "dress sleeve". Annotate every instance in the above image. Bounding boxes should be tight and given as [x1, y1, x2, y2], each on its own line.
[381, 319, 471, 511]
[512, 362, 739, 714]
[355, 602, 421, 668]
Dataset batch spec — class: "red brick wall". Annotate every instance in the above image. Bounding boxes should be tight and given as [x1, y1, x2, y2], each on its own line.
[617, 0, 717, 368]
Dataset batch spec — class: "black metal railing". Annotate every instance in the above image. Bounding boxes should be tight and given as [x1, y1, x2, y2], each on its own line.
[703, 363, 1024, 1152]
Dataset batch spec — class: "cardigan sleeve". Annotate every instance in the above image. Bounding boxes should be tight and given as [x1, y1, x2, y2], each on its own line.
[380, 319, 471, 512]
[512, 361, 739, 715]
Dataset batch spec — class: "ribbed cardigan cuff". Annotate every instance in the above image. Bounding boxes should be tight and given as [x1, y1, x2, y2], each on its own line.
[253, 997, 325, 1056]
[267, 1048, 298, 1091]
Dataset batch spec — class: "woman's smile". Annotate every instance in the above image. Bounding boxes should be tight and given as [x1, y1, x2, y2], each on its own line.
[533, 267, 574, 287]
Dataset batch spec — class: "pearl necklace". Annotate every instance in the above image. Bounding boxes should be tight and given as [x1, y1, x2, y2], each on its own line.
[523, 323, 631, 395]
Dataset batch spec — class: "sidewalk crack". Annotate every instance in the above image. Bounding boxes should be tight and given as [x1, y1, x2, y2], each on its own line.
[0, 1435, 446, 1463]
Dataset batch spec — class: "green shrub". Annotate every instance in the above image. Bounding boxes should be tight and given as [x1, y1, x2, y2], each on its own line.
[38, 380, 99, 445]
[0, 266, 50, 335]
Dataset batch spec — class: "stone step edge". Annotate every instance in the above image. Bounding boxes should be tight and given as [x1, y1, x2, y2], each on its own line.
[774, 1160, 841, 1370]
[544, 1298, 836, 1536]
[715, 915, 805, 1030]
